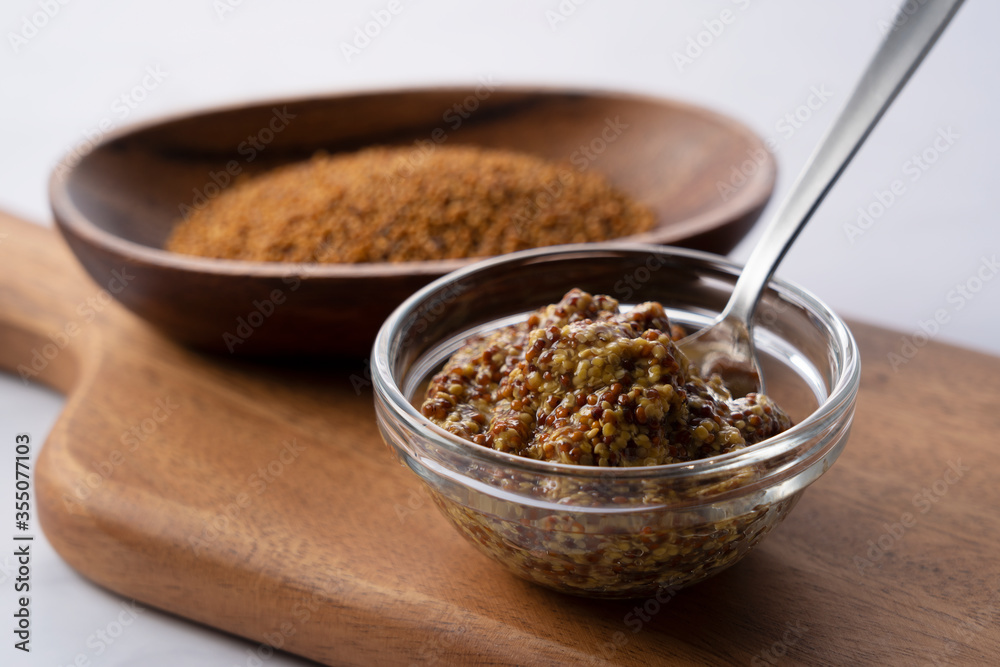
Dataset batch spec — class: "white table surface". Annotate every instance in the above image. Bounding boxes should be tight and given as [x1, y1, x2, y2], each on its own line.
[1, 1, 996, 665]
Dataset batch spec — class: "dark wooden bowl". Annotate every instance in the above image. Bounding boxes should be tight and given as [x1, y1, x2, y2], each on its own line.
[49, 87, 775, 357]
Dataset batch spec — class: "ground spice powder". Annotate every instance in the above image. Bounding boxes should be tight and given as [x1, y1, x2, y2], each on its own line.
[165, 145, 656, 263]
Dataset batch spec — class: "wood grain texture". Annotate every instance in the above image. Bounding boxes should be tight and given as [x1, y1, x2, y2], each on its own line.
[2, 213, 997, 666]
[50, 87, 775, 357]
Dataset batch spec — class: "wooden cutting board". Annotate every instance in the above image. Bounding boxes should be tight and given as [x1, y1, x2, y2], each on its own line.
[2, 212, 997, 666]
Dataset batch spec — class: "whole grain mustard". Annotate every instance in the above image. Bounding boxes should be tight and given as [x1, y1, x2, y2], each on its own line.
[422, 289, 791, 466]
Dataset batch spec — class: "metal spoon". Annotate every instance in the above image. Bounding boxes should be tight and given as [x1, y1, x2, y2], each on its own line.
[677, 0, 966, 398]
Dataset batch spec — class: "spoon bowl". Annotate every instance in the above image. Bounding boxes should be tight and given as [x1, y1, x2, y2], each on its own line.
[50, 87, 775, 357]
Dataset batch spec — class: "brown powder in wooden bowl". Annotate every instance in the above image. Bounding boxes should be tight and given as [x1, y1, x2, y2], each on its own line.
[165, 145, 656, 263]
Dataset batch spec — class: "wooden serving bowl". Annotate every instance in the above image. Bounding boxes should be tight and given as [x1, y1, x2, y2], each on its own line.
[49, 87, 775, 357]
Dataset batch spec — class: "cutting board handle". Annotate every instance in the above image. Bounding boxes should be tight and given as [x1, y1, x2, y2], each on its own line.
[0, 212, 96, 393]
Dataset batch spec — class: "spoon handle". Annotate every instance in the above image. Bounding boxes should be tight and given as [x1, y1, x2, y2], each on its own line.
[723, 0, 965, 324]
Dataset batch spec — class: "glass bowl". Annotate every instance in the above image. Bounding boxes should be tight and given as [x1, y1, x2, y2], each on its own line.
[372, 244, 859, 599]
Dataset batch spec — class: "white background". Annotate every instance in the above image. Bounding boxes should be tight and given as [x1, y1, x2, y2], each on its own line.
[0, 0, 996, 665]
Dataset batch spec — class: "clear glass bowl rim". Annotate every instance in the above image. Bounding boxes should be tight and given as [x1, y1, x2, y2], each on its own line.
[372, 242, 860, 487]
